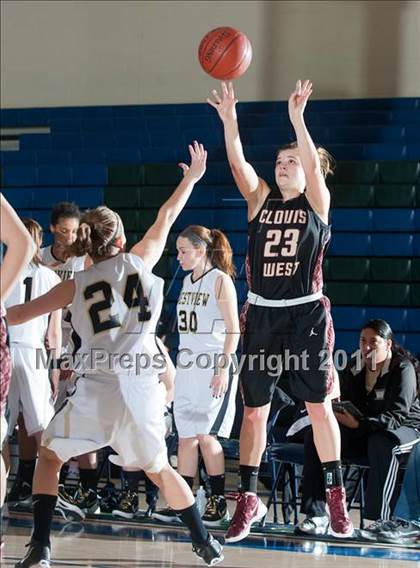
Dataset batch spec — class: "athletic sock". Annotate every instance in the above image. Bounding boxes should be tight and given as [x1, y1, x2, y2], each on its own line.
[59, 463, 69, 485]
[18, 459, 36, 485]
[144, 475, 159, 505]
[176, 503, 209, 545]
[322, 460, 344, 488]
[123, 470, 142, 493]
[239, 465, 259, 494]
[79, 468, 97, 492]
[209, 474, 225, 496]
[32, 494, 57, 546]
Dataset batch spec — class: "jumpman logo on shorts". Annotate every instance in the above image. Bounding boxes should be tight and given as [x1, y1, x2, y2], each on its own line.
[309, 327, 318, 337]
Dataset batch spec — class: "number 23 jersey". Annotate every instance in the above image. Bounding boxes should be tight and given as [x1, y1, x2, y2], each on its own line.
[177, 268, 227, 354]
[248, 191, 331, 300]
[69, 253, 163, 378]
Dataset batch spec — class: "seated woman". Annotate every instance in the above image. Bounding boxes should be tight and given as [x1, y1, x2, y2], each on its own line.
[298, 319, 420, 536]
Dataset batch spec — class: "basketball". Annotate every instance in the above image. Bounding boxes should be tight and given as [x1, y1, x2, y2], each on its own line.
[198, 26, 252, 80]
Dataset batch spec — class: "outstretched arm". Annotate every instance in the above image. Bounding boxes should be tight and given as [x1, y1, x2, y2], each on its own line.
[130, 141, 207, 270]
[0, 194, 35, 302]
[6, 280, 75, 326]
[288, 80, 331, 223]
[208, 82, 268, 206]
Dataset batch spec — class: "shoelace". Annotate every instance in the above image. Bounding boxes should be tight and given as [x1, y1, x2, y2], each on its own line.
[60, 488, 76, 504]
[74, 488, 93, 506]
[391, 519, 410, 529]
[204, 496, 218, 516]
[327, 488, 348, 519]
[367, 519, 391, 532]
[119, 492, 135, 509]
[229, 493, 251, 529]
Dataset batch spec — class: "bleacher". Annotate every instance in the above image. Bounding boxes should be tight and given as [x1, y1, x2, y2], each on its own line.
[1, 96, 419, 355]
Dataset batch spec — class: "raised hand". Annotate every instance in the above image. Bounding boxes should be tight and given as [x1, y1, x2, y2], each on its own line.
[207, 81, 238, 123]
[288, 79, 313, 125]
[178, 141, 207, 182]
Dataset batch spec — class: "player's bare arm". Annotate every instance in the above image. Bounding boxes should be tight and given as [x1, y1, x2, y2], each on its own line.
[289, 80, 331, 224]
[207, 82, 270, 220]
[6, 280, 75, 326]
[131, 141, 207, 269]
[0, 193, 36, 301]
[47, 308, 62, 398]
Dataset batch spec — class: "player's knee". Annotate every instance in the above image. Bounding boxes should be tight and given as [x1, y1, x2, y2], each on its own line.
[39, 445, 63, 466]
[178, 436, 199, 450]
[244, 405, 269, 425]
[305, 401, 331, 422]
[197, 434, 217, 448]
[144, 454, 169, 477]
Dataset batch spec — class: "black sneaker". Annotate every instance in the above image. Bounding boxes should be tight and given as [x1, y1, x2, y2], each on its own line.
[152, 506, 181, 524]
[98, 484, 120, 514]
[7, 481, 32, 507]
[112, 490, 138, 520]
[202, 495, 230, 527]
[55, 485, 85, 521]
[192, 535, 224, 566]
[376, 519, 420, 544]
[14, 539, 51, 567]
[73, 485, 100, 514]
[142, 497, 157, 518]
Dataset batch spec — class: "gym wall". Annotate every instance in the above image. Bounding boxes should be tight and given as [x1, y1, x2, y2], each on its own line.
[1, 0, 419, 108]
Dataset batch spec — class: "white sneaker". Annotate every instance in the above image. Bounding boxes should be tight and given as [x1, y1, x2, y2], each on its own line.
[295, 515, 329, 536]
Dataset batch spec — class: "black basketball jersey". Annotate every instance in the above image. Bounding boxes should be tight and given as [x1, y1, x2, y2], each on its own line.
[247, 190, 331, 300]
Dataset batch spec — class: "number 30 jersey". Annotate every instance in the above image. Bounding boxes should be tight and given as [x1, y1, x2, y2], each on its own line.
[177, 268, 227, 354]
[69, 253, 164, 378]
[248, 191, 331, 300]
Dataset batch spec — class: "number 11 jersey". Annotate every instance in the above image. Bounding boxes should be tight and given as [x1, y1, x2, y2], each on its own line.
[69, 253, 163, 378]
[248, 191, 331, 300]
[177, 268, 226, 354]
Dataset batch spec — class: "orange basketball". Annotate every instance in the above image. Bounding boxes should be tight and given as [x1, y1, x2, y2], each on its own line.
[198, 27, 252, 80]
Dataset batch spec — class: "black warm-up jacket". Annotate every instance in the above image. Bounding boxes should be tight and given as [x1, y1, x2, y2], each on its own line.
[340, 352, 420, 436]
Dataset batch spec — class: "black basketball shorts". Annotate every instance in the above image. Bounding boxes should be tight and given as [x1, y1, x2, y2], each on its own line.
[239, 297, 335, 407]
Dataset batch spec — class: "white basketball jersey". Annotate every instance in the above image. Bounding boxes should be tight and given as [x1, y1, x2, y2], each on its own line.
[5, 263, 61, 348]
[177, 268, 227, 354]
[40, 246, 85, 281]
[69, 253, 164, 378]
[40, 246, 86, 342]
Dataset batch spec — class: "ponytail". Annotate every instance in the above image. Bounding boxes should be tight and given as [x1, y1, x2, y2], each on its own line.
[392, 343, 420, 391]
[208, 229, 236, 279]
[66, 207, 123, 260]
[178, 225, 236, 279]
[69, 222, 93, 258]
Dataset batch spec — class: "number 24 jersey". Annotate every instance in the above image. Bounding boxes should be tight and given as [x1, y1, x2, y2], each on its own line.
[69, 253, 163, 378]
